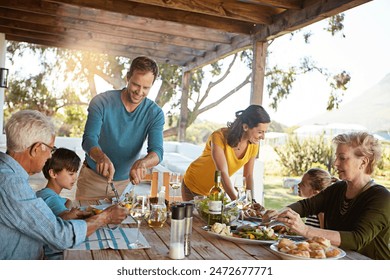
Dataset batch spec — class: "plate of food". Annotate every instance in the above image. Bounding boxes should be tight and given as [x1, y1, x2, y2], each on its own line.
[270, 237, 346, 260]
[205, 223, 279, 245]
[242, 202, 265, 222]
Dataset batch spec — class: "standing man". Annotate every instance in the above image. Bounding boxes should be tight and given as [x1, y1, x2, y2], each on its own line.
[76, 56, 164, 200]
[0, 110, 127, 259]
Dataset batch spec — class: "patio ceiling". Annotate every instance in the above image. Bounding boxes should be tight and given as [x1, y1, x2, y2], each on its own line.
[0, 0, 371, 71]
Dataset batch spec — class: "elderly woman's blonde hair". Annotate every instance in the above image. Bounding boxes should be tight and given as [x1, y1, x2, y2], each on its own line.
[332, 132, 382, 174]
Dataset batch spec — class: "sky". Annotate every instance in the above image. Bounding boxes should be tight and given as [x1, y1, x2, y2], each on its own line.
[157, 0, 390, 127]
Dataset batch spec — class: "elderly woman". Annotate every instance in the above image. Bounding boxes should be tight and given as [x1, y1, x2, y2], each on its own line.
[276, 132, 390, 259]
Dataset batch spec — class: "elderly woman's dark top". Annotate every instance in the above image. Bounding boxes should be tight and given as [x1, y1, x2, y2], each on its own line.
[288, 181, 390, 260]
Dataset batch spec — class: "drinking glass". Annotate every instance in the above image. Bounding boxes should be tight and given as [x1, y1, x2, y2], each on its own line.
[169, 172, 182, 205]
[147, 195, 167, 228]
[129, 195, 150, 248]
[238, 189, 253, 224]
[234, 176, 246, 198]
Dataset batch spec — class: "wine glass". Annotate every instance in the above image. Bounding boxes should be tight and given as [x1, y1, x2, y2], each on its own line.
[234, 175, 246, 198]
[169, 172, 181, 206]
[238, 189, 252, 224]
[129, 195, 150, 248]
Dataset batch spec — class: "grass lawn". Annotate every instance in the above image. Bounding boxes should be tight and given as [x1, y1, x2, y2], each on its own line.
[262, 175, 390, 211]
[263, 175, 299, 210]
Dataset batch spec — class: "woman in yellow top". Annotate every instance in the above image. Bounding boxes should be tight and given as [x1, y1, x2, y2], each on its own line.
[182, 105, 271, 201]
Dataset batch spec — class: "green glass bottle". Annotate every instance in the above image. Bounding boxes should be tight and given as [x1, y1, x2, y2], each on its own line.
[207, 170, 224, 227]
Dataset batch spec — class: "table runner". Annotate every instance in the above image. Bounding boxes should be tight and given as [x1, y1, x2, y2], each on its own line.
[69, 227, 150, 250]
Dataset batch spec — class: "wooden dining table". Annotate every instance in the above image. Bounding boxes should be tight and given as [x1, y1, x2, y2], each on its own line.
[64, 200, 370, 260]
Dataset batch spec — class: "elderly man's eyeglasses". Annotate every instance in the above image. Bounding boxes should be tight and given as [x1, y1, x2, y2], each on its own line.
[29, 142, 57, 155]
[40, 142, 57, 155]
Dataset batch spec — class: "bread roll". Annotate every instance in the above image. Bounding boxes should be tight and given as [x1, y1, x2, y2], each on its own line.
[296, 242, 310, 251]
[288, 249, 310, 258]
[277, 238, 295, 249]
[311, 236, 331, 249]
[325, 247, 341, 258]
[279, 245, 295, 253]
[309, 249, 326, 259]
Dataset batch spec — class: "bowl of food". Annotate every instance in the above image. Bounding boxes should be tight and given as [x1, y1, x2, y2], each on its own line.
[193, 195, 240, 225]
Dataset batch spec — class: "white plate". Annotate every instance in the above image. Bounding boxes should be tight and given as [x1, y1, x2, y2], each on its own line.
[205, 229, 278, 245]
[270, 243, 346, 260]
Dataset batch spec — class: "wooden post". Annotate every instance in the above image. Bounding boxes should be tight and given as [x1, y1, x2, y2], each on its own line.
[251, 41, 268, 106]
[178, 70, 190, 141]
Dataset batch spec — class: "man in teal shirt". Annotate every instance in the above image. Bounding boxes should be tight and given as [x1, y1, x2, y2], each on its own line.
[76, 56, 164, 200]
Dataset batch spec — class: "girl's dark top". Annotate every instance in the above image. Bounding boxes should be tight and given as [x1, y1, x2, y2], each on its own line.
[289, 180, 390, 260]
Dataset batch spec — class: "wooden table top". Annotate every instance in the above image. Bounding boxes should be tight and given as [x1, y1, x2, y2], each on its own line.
[64, 200, 370, 260]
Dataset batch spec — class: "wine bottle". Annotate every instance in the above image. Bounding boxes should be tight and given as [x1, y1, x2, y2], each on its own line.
[207, 170, 224, 227]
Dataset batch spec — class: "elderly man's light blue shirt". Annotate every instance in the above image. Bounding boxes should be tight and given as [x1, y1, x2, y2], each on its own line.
[0, 152, 87, 260]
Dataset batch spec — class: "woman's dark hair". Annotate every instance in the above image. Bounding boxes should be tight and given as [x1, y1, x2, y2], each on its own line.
[42, 148, 81, 179]
[226, 105, 270, 147]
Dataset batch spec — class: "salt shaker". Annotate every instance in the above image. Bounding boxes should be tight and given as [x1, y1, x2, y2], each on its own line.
[184, 203, 194, 257]
[169, 204, 185, 260]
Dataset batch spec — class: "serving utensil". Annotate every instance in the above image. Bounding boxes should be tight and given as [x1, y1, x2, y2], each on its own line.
[108, 181, 120, 203]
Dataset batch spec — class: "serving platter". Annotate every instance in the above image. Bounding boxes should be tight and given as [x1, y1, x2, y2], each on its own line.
[269, 243, 346, 260]
[205, 228, 278, 245]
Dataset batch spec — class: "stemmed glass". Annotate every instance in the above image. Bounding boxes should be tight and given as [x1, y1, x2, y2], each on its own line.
[237, 189, 253, 224]
[169, 172, 181, 206]
[234, 176, 246, 198]
[129, 195, 150, 248]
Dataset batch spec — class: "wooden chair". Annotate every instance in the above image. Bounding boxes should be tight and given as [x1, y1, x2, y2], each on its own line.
[148, 167, 182, 203]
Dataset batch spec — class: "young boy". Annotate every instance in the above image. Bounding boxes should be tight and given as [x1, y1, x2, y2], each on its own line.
[37, 148, 91, 220]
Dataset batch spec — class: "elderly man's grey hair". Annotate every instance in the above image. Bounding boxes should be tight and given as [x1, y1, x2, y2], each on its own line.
[5, 110, 55, 153]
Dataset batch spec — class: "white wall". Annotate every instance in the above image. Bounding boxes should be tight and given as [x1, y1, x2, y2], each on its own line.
[54, 136, 85, 162]
[0, 34, 6, 135]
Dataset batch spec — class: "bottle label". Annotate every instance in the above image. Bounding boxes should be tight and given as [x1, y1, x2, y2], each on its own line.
[208, 200, 222, 214]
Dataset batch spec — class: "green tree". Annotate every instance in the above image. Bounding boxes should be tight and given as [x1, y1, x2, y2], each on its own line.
[5, 15, 349, 140]
[274, 133, 334, 176]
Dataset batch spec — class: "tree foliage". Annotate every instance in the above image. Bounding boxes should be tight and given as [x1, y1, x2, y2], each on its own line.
[274, 133, 334, 176]
[4, 14, 350, 140]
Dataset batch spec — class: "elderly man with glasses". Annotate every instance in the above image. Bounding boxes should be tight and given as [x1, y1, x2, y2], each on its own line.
[0, 110, 127, 260]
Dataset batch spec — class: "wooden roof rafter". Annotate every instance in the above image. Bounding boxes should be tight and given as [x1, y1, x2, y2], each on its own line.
[0, 0, 372, 71]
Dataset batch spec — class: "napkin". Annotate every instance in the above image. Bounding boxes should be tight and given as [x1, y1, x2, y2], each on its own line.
[69, 227, 150, 250]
